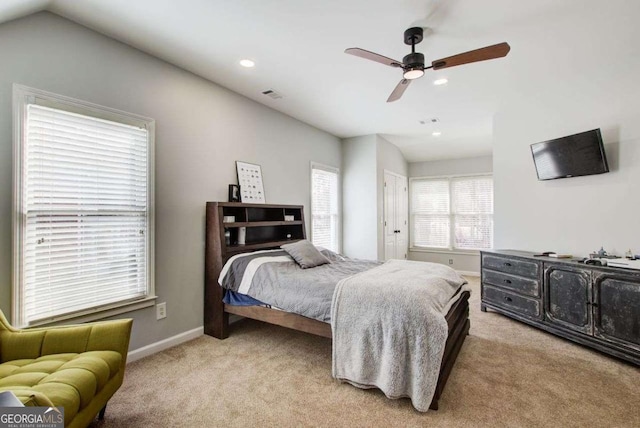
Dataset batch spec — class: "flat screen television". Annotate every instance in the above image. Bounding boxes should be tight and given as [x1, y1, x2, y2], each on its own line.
[530, 129, 609, 181]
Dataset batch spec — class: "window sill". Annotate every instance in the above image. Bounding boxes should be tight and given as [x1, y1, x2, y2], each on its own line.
[25, 296, 157, 328]
[409, 248, 481, 256]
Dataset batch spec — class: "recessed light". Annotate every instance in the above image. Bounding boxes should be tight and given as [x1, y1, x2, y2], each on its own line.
[239, 59, 255, 68]
[433, 78, 448, 86]
[432, 131, 442, 137]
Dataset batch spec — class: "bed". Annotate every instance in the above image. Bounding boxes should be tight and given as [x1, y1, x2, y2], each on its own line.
[204, 202, 471, 410]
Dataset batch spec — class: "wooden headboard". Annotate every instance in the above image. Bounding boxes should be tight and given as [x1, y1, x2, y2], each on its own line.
[204, 202, 306, 337]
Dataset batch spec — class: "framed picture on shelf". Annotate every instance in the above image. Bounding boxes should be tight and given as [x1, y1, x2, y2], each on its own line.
[236, 161, 265, 203]
[228, 184, 240, 202]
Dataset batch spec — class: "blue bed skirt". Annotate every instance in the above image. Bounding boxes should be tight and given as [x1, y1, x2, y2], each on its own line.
[223, 289, 267, 306]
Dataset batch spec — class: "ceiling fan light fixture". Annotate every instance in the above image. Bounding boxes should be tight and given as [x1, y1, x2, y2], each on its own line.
[403, 67, 424, 80]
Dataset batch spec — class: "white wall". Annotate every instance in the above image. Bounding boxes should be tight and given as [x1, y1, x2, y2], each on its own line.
[376, 135, 408, 260]
[408, 155, 493, 274]
[0, 13, 341, 350]
[494, 106, 639, 257]
[493, 3, 640, 258]
[409, 155, 493, 178]
[341, 135, 378, 259]
[341, 134, 409, 260]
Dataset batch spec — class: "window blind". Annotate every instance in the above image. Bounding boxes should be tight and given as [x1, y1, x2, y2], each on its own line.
[20, 104, 150, 325]
[311, 165, 339, 252]
[411, 175, 493, 250]
[451, 177, 494, 250]
[411, 179, 450, 248]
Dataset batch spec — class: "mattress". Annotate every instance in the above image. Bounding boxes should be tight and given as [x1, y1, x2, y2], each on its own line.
[218, 249, 380, 322]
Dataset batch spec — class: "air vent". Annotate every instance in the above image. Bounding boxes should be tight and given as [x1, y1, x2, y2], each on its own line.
[262, 89, 283, 100]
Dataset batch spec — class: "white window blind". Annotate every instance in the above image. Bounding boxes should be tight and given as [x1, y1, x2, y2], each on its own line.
[451, 177, 494, 250]
[14, 89, 154, 327]
[411, 175, 493, 250]
[311, 164, 340, 252]
[411, 179, 450, 248]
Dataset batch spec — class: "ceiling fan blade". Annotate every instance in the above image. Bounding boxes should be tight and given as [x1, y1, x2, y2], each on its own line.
[345, 48, 403, 68]
[431, 42, 510, 70]
[387, 79, 411, 102]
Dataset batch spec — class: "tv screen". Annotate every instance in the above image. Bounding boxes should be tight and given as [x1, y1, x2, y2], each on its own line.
[530, 129, 609, 180]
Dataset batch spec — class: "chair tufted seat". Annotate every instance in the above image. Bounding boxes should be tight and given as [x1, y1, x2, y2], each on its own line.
[0, 351, 121, 424]
[0, 311, 132, 428]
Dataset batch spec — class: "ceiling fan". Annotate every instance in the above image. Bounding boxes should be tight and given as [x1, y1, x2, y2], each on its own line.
[345, 27, 510, 102]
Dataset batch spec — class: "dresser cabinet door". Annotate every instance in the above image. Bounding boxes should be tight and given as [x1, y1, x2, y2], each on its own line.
[544, 264, 592, 334]
[593, 272, 640, 352]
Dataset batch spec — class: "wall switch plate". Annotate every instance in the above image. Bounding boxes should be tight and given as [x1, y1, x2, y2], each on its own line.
[449, 259, 454, 265]
[156, 302, 167, 320]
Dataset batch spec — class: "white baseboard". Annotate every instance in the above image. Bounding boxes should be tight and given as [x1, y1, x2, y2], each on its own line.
[127, 326, 203, 363]
[457, 270, 480, 277]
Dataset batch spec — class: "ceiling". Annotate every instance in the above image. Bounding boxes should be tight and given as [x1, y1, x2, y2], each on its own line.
[0, 0, 636, 161]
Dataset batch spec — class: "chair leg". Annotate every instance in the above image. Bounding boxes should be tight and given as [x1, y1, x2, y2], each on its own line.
[98, 404, 107, 420]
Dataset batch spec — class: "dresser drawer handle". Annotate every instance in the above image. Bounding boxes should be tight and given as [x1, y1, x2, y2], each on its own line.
[503, 262, 512, 267]
[504, 296, 513, 302]
[503, 279, 512, 284]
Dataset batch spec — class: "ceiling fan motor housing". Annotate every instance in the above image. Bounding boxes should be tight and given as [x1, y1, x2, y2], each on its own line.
[403, 52, 425, 69]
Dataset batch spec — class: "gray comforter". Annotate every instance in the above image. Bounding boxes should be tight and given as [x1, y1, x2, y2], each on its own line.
[218, 249, 380, 322]
[331, 260, 468, 412]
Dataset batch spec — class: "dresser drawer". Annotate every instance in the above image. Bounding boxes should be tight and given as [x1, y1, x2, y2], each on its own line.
[483, 254, 540, 279]
[483, 285, 541, 319]
[483, 269, 541, 297]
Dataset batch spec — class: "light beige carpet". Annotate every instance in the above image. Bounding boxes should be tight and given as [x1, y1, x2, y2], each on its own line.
[91, 278, 640, 427]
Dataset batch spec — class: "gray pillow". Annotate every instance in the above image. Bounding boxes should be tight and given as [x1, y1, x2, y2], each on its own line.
[281, 240, 331, 269]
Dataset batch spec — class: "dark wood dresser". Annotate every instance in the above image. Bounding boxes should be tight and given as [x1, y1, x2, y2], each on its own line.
[480, 250, 640, 365]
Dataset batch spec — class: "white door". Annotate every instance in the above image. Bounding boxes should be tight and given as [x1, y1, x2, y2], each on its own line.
[395, 175, 408, 260]
[384, 173, 397, 260]
[384, 171, 408, 261]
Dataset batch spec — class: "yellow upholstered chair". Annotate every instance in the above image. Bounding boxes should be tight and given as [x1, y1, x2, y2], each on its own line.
[0, 310, 132, 428]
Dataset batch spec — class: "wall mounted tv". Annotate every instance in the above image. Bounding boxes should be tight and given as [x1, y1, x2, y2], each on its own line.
[530, 129, 609, 181]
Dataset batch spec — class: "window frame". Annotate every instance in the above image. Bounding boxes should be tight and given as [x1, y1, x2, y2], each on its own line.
[409, 173, 493, 253]
[12, 84, 156, 327]
[310, 162, 341, 254]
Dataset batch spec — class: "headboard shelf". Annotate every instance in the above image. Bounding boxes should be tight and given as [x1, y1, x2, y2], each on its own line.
[226, 239, 302, 253]
[223, 220, 304, 228]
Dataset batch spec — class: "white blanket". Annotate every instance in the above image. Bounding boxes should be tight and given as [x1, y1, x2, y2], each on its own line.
[331, 259, 468, 412]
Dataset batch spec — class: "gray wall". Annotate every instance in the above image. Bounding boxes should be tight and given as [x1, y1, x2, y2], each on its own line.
[341, 135, 378, 260]
[408, 155, 493, 274]
[376, 136, 408, 260]
[0, 13, 341, 350]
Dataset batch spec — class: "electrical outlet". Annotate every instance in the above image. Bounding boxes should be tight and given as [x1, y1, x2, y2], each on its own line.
[156, 302, 167, 320]
[449, 259, 454, 265]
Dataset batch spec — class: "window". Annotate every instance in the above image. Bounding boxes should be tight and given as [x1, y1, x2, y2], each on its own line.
[411, 175, 493, 251]
[13, 85, 155, 327]
[311, 163, 340, 253]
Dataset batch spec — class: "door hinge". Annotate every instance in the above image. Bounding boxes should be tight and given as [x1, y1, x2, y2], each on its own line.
[384, 182, 387, 187]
